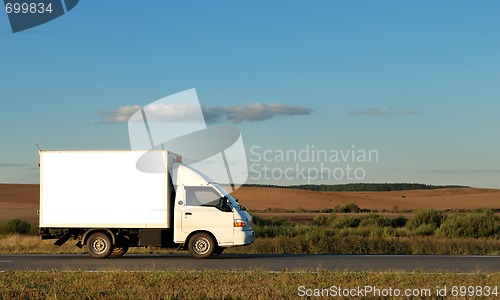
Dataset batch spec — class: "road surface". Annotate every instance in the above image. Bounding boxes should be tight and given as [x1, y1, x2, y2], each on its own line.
[1, 254, 499, 272]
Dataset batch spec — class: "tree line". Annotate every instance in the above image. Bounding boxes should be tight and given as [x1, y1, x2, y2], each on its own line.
[244, 183, 469, 191]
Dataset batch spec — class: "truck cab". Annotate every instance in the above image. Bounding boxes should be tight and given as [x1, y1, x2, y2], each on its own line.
[172, 163, 254, 258]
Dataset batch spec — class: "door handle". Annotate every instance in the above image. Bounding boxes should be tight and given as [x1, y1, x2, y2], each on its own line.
[185, 212, 192, 216]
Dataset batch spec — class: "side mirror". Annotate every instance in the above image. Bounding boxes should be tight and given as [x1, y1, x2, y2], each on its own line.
[223, 197, 232, 212]
[218, 196, 232, 212]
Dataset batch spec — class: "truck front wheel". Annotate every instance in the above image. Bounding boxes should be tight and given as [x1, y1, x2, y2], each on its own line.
[188, 232, 216, 259]
[111, 236, 129, 257]
[111, 245, 129, 257]
[86, 232, 113, 259]
[213, 246, 224, 256]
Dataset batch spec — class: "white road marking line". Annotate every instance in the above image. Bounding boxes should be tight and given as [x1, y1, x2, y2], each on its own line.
[0, 260, 13, 263]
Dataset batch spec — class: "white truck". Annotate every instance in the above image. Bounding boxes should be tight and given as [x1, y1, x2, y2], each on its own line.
[38, 150, 254, 259]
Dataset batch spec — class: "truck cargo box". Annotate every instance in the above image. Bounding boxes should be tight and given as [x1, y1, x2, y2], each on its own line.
[39, 150, 177, 229]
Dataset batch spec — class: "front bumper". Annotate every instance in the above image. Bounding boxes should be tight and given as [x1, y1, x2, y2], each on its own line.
[233, 229, 255, 246]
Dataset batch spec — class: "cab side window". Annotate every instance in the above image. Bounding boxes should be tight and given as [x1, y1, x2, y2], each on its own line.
[185, 187, 220, 207]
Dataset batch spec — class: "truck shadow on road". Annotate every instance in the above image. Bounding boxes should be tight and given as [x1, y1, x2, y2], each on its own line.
[116, 254, 315, 260]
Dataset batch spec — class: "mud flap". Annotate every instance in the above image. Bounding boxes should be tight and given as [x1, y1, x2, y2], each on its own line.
[54, 230, 72, 246]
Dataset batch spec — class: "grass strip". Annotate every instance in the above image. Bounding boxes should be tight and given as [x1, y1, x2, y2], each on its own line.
[1, 234, 499, 256]
[0, 270, 499, 299]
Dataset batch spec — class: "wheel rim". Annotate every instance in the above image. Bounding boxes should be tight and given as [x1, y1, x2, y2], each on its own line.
[193, 237, 211, 255]
[91, 237, 108, 255]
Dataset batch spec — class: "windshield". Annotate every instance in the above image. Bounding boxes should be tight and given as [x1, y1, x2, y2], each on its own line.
[211, 183, 240, 208]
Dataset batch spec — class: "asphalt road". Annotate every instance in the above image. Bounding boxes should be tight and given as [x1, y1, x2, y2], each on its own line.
[1, 254, 499, 272]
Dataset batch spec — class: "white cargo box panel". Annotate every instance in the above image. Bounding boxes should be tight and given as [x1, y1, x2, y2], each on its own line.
[39, 150, 172, 228]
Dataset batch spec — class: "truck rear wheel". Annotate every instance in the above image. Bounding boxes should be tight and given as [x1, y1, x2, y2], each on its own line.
[86, 232, 113, 259]
[188, 232, 216, 259]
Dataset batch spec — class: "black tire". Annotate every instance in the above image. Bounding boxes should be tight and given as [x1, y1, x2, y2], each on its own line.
[213, 246, 224, 256]
[86, 232, 113, 259]
[111, 236, 130, 257]
[111, 245, 129, 257]
[188, 232, 216, 259]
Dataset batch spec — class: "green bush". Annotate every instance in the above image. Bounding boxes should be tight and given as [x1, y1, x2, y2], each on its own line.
[336, 226, 384, 238]
[29, 225, 39, 236]
[254, 224, 300, 238]
[252, 216, 288, 226]
[0, 219, 31, 235]
[414, 224, 436, 236]
[359, 214, 392, 227]
[436, 210, 500, 238]
[382, 227, 412, 238]
[320, 203, 362, 213]
[255, 210, 497, 240]
[312, 215, 329, 226]
[339, 203, 361, 213]
[313, 215, 360, 228]
[233, 236, 500, 255]
[336, 216, 361, 228]
[313, 213, 406, 230]
[407, 209, 444, 231]
[391, 216, 407, 228]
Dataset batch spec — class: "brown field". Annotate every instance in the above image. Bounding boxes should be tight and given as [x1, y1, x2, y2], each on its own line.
[0, 184, 499, 224]
[232, 186, 500, 211]
[0, 184, 39, 224]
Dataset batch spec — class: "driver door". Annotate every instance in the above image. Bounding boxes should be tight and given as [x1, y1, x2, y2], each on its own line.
[181, 187, 234, 243]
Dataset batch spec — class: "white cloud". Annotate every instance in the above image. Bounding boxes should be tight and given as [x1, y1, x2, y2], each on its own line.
[0, 163, 27, 167]
[348, 108, 393, 116]
[98, 103, 312, 124]
[97, 105, 141, 123]
[348, 107, 418, 117]
[423, 169, 500, 174]
[203, 103, 312, 123]
[401, 110, 417, 115]
[146, 103, 202, 122]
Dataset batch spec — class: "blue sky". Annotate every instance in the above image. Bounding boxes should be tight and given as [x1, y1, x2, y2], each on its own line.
[0, 1, 499, 187]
